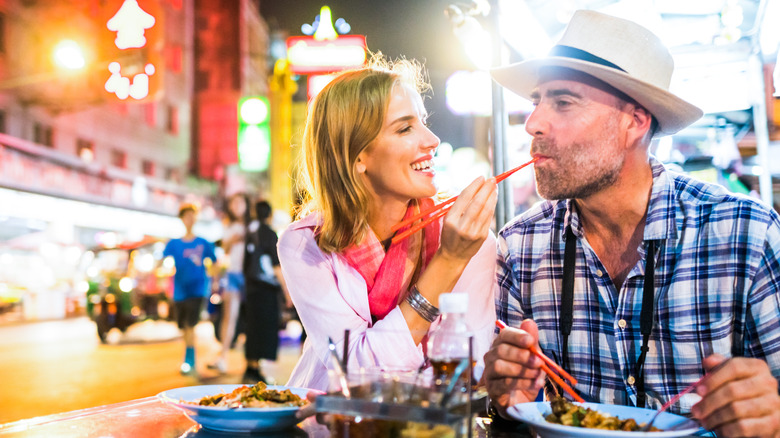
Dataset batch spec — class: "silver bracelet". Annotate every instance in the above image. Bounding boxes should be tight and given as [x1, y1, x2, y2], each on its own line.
[406, 284, 440, 323]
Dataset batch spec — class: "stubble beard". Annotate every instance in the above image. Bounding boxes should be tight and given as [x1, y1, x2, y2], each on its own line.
[534, 120, 625, 201]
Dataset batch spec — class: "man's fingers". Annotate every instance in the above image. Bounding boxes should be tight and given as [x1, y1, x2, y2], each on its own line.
[712, 412, 780, 438]
[698, 391, 780, 432]
[694, 359, 777, 419]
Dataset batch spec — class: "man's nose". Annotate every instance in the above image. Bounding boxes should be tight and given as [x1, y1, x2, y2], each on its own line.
[524, 105, 549, 137]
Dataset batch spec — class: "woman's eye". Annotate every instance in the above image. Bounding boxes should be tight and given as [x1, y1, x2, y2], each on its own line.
[398, 125, 412, 134]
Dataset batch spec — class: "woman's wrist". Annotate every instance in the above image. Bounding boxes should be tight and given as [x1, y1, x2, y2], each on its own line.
[405, 284, 440, 322]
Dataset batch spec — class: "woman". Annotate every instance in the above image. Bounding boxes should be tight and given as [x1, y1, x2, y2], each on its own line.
[210, 192, 248, 374]
[278, 56, 498, 391]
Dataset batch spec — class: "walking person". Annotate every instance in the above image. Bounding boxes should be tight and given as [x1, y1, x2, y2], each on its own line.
[163, 202, 217, 375]
[242, 200, 291, 384]
[209, 193, 248, 374]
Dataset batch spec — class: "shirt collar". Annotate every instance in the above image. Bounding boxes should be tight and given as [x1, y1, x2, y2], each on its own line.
[563, 156, 678, 242]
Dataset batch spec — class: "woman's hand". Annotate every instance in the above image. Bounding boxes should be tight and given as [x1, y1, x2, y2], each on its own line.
[438, 176, 498, 262]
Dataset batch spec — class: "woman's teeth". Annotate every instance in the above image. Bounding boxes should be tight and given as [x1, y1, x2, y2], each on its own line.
[411, 160, 433, 171]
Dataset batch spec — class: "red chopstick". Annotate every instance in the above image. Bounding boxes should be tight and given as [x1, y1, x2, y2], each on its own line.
[389, 157, 539, 245]
[495, 320, 585, 404]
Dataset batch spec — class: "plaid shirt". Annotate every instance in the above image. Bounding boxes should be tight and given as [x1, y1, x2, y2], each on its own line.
[497, 157, 780, 414]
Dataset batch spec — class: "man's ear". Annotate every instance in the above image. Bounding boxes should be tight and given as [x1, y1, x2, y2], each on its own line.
[626, 104, 654, 144]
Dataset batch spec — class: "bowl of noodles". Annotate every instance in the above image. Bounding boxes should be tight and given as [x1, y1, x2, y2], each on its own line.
[505, 397, 705, 438]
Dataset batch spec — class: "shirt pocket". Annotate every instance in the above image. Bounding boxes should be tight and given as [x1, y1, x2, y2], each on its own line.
[664, 314, 734, 357]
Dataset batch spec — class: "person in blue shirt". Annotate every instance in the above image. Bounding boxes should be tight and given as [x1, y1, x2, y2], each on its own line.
[163, 202, 216, 375]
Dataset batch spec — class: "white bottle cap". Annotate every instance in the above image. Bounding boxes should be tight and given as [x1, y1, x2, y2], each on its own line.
[438, 292, 468, 314]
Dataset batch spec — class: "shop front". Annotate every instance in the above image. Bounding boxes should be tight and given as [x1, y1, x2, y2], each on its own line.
[0, 135, 218, 324]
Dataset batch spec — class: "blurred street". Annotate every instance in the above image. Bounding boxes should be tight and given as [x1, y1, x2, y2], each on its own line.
[0, 317, 301, 424]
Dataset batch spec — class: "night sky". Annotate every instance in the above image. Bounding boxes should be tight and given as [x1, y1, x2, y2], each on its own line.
[260, 0, 483, 148]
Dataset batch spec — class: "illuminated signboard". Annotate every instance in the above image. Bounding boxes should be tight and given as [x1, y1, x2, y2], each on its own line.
[286, 5, 366, 76]
[104, 0, 157, 100]
[286, 35, 367, 75]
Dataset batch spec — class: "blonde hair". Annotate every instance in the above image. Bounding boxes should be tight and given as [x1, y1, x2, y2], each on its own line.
[296, 53, 430, 253]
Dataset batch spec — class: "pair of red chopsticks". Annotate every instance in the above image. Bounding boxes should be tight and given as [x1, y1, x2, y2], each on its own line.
[495, 320, 585, 403]
[389, 157, 539, 245]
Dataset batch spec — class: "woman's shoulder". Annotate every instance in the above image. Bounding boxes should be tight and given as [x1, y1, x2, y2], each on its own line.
[278, 214, 324, 255]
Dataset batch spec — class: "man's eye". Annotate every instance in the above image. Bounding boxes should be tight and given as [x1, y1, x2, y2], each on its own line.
[555, 100, 571, 108]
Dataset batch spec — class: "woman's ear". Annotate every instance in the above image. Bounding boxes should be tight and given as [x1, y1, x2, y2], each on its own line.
[355, 157, 366, 174]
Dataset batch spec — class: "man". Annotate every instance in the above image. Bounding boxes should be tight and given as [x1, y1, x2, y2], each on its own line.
[484, 10, 780, 438]
[163, 202, 216, 375]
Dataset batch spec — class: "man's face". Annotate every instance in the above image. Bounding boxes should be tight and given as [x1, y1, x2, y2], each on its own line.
[526, 74, 632, 201]
[180, 210, 197, 229]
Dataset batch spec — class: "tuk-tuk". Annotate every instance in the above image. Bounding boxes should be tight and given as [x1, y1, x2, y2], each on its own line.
[83, 236, 174, 343]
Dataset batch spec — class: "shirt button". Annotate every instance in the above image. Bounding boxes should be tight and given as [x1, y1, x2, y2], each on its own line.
[627, 375, 636, 385]
[618, 319, 627, 329]
[596, 269, 603, 277]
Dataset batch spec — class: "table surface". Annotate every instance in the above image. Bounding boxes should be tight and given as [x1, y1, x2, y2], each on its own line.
[0, 396, 534, 438]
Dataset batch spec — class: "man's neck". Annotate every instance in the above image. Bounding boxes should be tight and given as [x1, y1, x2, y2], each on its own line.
[575, 159, 653, 241]
[182, 231, 196, 241]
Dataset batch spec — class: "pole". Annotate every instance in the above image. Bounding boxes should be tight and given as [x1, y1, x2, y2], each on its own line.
[489, 0, 511, 230]
[749, 0, 773, 208]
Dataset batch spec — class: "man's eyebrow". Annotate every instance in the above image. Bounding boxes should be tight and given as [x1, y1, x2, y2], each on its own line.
[530, 88, 583, 100]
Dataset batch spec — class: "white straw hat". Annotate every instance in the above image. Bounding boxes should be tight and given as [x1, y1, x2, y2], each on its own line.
[490, 10, 703, 135]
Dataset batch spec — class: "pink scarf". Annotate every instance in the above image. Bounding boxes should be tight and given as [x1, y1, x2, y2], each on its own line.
[343, 199, 441, 320]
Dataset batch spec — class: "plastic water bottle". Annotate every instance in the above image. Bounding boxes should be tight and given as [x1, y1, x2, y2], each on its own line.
[427, 292, 471, 403]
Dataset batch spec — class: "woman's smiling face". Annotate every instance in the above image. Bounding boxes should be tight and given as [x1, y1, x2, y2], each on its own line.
[356, 82, 440, 205]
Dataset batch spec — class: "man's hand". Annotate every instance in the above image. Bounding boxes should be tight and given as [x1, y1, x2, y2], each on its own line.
[483, 319, 547, 418]
[691, 354, 780, 438]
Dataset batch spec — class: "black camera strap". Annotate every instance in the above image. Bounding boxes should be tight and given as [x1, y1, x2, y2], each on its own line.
[560, 224, 656, 408]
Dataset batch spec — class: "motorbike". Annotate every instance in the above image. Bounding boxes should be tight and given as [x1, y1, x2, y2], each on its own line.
[83, 237, 174, 343]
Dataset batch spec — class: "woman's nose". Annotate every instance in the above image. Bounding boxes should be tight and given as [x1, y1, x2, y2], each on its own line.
[423, 126, 440, 152]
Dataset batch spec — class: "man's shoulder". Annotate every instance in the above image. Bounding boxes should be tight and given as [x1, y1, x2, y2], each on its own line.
[669, 171, 777, 223]
[500, 199, 562, 237]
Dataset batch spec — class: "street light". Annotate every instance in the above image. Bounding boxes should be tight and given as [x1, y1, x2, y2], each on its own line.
[446, 0, 512, 229]
[0, 39, 88, 89]
[52, 40, 86, 71]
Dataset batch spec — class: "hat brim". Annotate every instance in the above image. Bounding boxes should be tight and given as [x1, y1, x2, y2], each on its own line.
[490, 57, 703, 135]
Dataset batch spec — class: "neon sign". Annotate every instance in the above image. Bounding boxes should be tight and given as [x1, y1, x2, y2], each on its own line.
[286, 35, 367, 74]
[106, 0, 156, 49]
[104, 0, 156, 100]
[286, 6, 366, 76]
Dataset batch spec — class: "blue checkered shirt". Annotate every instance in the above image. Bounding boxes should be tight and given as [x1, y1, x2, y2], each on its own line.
[496, 157, 780, 414]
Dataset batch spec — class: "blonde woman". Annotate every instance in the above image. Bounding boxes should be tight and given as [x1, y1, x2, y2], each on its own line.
[279, 56, 499, 391]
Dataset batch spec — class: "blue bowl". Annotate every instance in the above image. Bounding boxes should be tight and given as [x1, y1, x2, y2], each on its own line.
[157, 384, 312, 433]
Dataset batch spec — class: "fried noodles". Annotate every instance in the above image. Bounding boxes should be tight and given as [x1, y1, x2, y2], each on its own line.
[545, 396, 661, 432]
[186, 382, 308, 408]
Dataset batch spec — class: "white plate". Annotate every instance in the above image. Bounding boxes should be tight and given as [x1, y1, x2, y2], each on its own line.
[157, 384, 312, 433]
[506, 401, 706, 438]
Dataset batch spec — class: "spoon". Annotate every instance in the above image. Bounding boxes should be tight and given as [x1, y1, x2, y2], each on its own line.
[327, 336, 351, 398]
